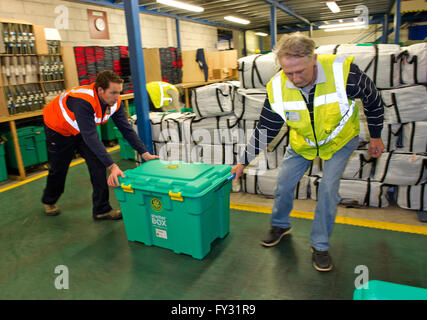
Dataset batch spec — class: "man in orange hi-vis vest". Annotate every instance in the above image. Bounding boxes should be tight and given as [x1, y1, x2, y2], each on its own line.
[42, 70, 159, 220]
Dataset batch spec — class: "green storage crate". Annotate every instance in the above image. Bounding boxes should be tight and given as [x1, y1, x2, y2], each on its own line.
[115, 160, 233, 259]
[2, 126, 47, 169]
[101, 120, 117, 141]
[97, 125, 102, 140]
[353, 280, 427, 300]
[0, 143, 7, 182]
[113, 127, 135, 160]
[128, 102, 136, 117]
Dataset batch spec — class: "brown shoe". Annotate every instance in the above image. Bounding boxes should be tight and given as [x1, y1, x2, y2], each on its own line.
[94, 209, 122, 221]
[44, 204, 60, 216]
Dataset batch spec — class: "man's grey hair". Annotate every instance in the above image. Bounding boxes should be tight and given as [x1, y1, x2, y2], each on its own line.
[273, 32, 316, 63]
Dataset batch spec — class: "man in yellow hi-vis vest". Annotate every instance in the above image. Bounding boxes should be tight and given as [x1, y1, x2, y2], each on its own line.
[232, 33, 385, 272]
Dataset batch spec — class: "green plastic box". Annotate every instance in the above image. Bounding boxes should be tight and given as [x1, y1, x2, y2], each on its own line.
[101, 120, 117, 141]
[0, 143, 7, 182]
[353, 280, 427, 300]
[113, 127, 135, 160]
[2, 126, 47, 169]
[115, 160, 233, 259]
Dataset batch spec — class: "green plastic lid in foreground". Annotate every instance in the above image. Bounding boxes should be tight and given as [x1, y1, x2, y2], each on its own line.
[118, 160, 231, 198]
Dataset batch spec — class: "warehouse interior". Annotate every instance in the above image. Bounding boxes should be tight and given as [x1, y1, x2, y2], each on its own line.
[0, 0, 426, 301]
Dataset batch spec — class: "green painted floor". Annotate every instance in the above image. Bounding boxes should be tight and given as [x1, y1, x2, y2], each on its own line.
[0, 151, 426, 300]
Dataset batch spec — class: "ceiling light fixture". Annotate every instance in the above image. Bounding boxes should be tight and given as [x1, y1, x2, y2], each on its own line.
[323, 25, 366, 32]
[319, 21, 364, 29]
[255, 32, 268, 37]
[326, 1, 341, 13]
[156, 0, 204, 13]
[224, 16, 250, 25]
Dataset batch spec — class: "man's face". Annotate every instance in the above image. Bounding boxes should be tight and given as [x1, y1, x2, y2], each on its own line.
[280, 54, 317, 88]
[98, 82, 122, 105]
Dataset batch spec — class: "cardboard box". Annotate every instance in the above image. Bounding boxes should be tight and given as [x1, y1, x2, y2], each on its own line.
[61, 45, 79, 89]
[182, 50, 206, 83]
[33, 25, 49, 55]
[212, 68, 238, 80]
[143, 48, 162, 83]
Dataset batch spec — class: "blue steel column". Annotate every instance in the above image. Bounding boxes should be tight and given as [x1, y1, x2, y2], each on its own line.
[123, 0, 153, 154]
[393, 0, 401, 44]
[270, 5, 277, 48]
[175, 18, 181, 49]
[382, 14, 389, 43]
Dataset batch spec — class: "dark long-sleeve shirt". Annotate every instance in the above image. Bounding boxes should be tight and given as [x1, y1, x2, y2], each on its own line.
[67, 96, 147, 167]
[241, 63, 384, 165]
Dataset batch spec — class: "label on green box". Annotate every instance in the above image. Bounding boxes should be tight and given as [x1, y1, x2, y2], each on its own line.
[152, 214, 168, 239]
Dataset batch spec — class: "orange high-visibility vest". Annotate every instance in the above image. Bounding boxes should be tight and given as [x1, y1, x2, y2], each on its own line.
[43, 83, 121, 136]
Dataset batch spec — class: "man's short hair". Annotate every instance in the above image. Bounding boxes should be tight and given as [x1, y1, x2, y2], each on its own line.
[273, 32, 316, 61]
[95, 70, 124, 90]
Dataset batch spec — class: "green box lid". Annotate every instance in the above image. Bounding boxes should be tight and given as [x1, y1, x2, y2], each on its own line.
[118, 160, 231, 198]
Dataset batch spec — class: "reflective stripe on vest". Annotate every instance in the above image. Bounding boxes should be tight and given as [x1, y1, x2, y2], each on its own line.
[58, 87, 118, 133]
[159, 82, 173, 106]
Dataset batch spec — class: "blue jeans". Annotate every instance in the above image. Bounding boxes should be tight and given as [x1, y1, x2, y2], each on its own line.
[270, 136, 359, 251]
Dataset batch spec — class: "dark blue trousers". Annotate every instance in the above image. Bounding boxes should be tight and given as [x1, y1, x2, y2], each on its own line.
[41, 125, 112, 216]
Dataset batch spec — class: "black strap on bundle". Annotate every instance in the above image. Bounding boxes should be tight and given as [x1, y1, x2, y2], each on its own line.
[363, 44, 379, 87]
[390, 92, 402, 123]
[397, 50, 408, 85]
[356, 153, 375, 179]
[389, 54, 396, 87]
[409, 122, 416, 153]
[379, 151, 394, 183]
[363, 178, 372, 206]
[406, 185, 412, 209]
[393, 123, 404, 149]
[238, 60, 246, 89]
[165, 118, 182, 143]
[215, 87, 227, 114]
[333, 45, 339, 54]
[191, 88, 203, 118]
[313, 176, 321, 200]
[415, 158, 426, 185]
[408, 55, 419, 84]
[251, 54, 263, 88]
[421, 183, 425, 211]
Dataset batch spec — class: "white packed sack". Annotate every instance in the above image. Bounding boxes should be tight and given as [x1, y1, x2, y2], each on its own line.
[238, 53, 280, 89]
[372, 152, 427, 185]
[396, 184, 427, 211]
[401, 43, 427, 85]
[381, 85, 427, 123]
[191, 82, 234, 118]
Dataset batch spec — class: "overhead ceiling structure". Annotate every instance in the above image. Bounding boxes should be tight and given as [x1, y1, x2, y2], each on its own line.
[133, 0, 395, 31]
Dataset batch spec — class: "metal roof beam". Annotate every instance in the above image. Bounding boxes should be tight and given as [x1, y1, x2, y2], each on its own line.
[262, 0, 310, 25]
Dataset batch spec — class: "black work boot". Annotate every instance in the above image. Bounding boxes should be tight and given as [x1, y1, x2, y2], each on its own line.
[311, 247, 333, 272]
[261, 226, 292, 247]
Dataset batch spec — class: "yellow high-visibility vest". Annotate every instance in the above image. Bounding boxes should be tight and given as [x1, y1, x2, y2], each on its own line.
[266, 55, 360, 160]
[146, 81, 178, 109]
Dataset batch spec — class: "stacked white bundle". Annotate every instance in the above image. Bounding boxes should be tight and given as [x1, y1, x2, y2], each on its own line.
[237, 53, 280, 89]
[314, 44, 401, 89]
[190, 82, 234, 118]
[372, 152, 427, 186]
[396, 185, 426, 211]
[400, 43, 427, 85]
[242, 169, 310, 200]
[233, 88, 267, 120]
[309, 176, 389, 208]
[381, 85, 427, 123]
